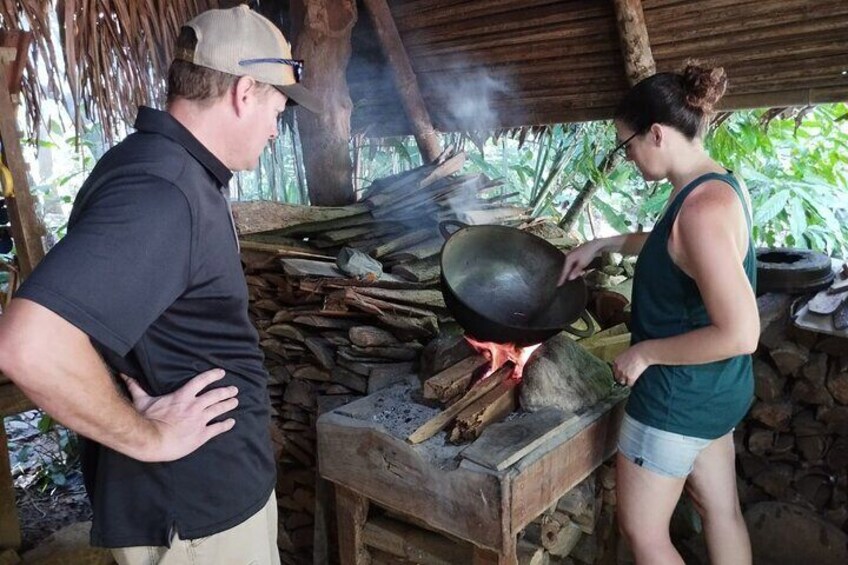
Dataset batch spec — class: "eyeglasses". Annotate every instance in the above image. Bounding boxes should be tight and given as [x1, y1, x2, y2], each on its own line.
[613, 131, 638, 154]
[238, 58, 304, 83]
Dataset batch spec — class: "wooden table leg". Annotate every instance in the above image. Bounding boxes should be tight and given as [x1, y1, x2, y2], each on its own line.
[472, 542, 518, 565]
[335, 485, 370, 565]
[0, 423, 21, 549]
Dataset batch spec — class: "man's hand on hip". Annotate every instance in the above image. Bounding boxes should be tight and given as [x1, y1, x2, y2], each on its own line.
[122, 368, 238, 462]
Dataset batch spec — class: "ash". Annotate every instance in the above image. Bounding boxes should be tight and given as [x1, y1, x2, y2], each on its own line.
[337, 384, 468, 470]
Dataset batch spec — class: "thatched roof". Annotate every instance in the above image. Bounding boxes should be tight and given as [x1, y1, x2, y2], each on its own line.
[2, 0, 846, 141]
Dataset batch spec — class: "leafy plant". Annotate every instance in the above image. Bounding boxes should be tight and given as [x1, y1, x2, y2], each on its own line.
[7, 411, 82, 494]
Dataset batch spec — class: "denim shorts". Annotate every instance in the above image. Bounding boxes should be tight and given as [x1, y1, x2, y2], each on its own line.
[617, 413, 713, 478]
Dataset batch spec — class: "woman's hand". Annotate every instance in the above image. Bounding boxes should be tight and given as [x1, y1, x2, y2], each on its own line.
[558, 241, 600, 285]
[612, 343, 651, 387]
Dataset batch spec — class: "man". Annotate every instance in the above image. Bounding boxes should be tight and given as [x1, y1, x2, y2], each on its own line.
[0, 6, 320, 563]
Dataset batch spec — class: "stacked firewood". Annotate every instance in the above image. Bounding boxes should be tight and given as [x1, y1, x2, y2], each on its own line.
[735, 293, 848, 532]
[517, 462, 619, 565]
[235, 150, 525, 282]
[236, 154, 530, 565]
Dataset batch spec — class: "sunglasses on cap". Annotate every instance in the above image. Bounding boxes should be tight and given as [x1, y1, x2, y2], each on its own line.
[238, 58, 304, 83]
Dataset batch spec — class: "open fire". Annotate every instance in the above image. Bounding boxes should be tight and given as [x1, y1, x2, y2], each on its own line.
[464, 335, 541, 380]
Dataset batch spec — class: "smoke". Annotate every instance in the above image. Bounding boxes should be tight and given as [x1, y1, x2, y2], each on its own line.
[427, 67, 517, 134]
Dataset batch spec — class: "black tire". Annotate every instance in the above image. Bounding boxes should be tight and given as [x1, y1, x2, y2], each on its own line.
[756, 247, 834, 294]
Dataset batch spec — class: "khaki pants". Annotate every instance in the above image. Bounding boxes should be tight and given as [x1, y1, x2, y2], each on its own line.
[112, 491, 280, 565]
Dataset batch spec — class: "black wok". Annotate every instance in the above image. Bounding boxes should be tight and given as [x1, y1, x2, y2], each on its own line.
[439, 221, 594, 346]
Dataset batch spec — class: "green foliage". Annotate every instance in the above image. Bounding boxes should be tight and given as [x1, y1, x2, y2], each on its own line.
[7, 411, 81, 494]
[436, 103, 848, 257]
[707, 104, 848, 257]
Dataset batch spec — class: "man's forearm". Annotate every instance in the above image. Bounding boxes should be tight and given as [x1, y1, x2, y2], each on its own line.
[0, 299, 159, 460]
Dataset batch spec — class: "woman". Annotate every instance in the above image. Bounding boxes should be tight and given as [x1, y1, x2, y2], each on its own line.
[561, 64, 758, 565]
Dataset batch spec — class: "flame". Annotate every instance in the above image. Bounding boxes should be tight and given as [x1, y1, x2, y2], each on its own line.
[464, 336, 541, 380]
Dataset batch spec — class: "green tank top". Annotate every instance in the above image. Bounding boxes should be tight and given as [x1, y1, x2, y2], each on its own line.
[626, 171, 756, 439]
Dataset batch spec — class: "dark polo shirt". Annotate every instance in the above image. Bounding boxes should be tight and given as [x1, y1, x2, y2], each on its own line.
[16, 107, 275, 547]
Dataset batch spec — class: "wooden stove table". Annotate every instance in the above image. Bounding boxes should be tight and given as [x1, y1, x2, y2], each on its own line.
[317, 387, 626, 564]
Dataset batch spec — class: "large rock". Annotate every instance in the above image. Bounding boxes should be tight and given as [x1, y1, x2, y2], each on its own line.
[744, 502, 848, 565]
[519, 333, 614, 413]
[20, 522, 114, 565]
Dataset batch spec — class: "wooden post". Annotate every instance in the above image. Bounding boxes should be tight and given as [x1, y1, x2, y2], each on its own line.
[0, 31, 31, 97]
[612, 0, 656, 86]
[335, 485, 371, 565]
[0, 425, 21, 550]
[0, 60, 45, 278]
[560, 0, 655, 232]
[362, 0, 442, 163]
[292, 0, 358, 206]
[472, 545, 518, 565]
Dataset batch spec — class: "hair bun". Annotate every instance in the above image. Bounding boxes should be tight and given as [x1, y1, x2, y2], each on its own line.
[682, 62, 727, 114]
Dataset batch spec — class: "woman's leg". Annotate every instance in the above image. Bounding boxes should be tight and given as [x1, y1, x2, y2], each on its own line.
[685, 432, 751, 565]
[616, 452, 687, 565]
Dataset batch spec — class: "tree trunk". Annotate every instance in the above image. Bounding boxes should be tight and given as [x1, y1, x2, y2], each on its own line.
[292, 0, 357, 206]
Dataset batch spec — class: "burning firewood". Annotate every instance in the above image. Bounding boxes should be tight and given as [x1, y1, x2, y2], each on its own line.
[408, 365, 513, 444]
[449, 377, 519, 443]
[422, 353, 488, 403]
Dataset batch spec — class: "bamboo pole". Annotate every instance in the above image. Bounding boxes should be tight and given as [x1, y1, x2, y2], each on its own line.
[363, 0, 442, 163]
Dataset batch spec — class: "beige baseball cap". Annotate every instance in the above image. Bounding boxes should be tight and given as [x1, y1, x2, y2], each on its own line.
[176, 5, 321, 113]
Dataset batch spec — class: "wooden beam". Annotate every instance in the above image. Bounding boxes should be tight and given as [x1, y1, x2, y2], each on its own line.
[612, 0, 656, 86]
[0, 424, 21, 550]
[0, 381, 33, 418]
[363, 0, 442, 162]
[0, 31, 31, 96]
[0, 62, 45, 277]
[336, 485, 371, 565]
[363, 515, 472, 564]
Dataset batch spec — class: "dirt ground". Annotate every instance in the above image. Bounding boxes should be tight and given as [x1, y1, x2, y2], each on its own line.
[5, 410, 92, 552]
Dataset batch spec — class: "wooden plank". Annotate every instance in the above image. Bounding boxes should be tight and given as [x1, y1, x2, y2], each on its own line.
[370, 229, 435, 259]
[281, 258, 406, 283]
[0, 382, 32, 418]
[237, 240, 334, 261]
[230, 201, 367, 235]
[391, 256, 441, 283]
[344, 289, 439, 318]
[363, 515, 472, 564]
[383, 237, 444, 262]
[318, 412, 504, 551]
[409, 365, 512, 444]
[507, 396, 626, 533]
[349, 325, 400, 347]
[0, 425, 21, 549]
[354, 287, 446, 310]
[460, 408, 578, 471]
[336, 485, 371, 565]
